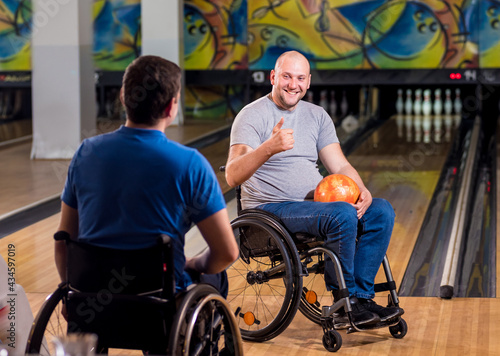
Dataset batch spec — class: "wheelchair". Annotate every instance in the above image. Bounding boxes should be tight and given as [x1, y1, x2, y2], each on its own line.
[26, 231, 243, 356]
[224, 177, 408, 352]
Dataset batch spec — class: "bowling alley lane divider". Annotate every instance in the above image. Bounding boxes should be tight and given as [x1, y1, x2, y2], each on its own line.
[439, 117, 481, 299]
[0, 194, 61, 239]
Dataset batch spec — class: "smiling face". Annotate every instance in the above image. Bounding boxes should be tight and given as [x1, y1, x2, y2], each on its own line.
[270, 51, 311, 111]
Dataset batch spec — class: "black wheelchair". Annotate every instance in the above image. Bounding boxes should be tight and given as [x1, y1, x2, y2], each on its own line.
[25, 232, 243, 356]
[223, 174, 408, 352]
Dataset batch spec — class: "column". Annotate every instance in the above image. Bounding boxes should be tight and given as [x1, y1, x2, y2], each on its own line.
[31, 0, 95, 159]
[141, 0, 184, 125]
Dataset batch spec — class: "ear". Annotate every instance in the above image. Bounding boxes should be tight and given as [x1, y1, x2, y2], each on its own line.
[163, 98, 174, 117]
[270, 69, 276, 85]
[119, 87, 125, 106]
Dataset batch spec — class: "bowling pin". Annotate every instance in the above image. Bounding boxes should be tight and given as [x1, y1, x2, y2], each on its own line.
[433, 88, 442, 116]
[444, 89, 453, 115]
[396, 88, 404, 115]
[319, 90, 329, 112]
[414, 116, 422, 143]
[444, 114, 452, 142]
[454, 114, 461, 129]
[413, 89, 422, 116]
[434, 116, 442, 143]
[422, 116, 431, 143]
[454, 88, 462, 115]
[405, 115, 413, 142]
[396, 114, 403, 138]
[341, 114, 359, 133]
[340, 90, 348, 118]
[329, 90, 337, 122]
[422, 89, 432, 116]
[306, 91, 314, 103]
[405, 89, 413, 116]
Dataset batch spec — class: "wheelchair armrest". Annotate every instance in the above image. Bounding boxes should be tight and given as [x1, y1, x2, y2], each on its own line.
[157, 233, 172, 245]
[54, 231, 70, 241]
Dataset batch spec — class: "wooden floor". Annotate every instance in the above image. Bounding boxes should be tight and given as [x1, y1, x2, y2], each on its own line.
[1, 115, 499, 355]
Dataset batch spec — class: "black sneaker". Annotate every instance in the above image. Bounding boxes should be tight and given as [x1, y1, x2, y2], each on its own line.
[333, 296, 380, 328]
[358, 298, 404, 322]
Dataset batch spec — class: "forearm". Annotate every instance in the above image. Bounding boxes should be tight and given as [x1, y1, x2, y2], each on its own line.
[225, 144, 271, 187]
[187, 209, 239, 274]
[54, 241, 67, 282]
[185, 249, 229, 275]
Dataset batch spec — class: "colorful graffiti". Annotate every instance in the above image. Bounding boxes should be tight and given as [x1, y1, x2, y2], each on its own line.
[183, 0, 247, 122]
[0, 0, 141, 71]
[184, 0, 247, 69]
[0, 0, 31, 71]
[248, 0, 486, 69]
[480, 0, 500, 68]
[93, 0, 141, 71]
[0, 0, 496, 72]
[185, 84, 245, 121]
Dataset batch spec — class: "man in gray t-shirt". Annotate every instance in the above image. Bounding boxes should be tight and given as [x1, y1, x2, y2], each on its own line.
[230, 93, 338, 209]
[226, 50, 403, 328]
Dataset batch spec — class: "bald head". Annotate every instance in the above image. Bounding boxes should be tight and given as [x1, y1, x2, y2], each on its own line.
[270, 51, 311, 111]
[274, 51, 310, 75]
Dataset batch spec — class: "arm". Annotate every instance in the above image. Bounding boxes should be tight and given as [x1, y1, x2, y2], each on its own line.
[55, 202, 79, 282]
[319, 143, 372, 218]
[185, 209, 239, 274]
[225, 117, 294, 187]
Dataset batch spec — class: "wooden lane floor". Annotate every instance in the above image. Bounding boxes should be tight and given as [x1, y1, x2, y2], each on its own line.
[348, 115, 456, 287]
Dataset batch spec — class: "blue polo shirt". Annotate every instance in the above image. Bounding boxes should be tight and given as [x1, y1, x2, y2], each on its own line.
[62, 125, 226, 291]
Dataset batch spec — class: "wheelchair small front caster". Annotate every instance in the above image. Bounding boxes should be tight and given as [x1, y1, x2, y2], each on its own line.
[389, 318, 408, 339]
[322, 329, 342, 352]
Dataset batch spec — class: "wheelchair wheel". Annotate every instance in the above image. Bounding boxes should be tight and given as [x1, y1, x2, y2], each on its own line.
[169, 284, 243, 356]
[298, 251, 332, 325]
[25, 284, 67, 355]
[226, 216, 302, 341]
[389, 318, 408, 339]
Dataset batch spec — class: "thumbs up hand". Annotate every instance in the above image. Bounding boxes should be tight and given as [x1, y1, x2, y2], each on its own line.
[265, 117, 294, 155]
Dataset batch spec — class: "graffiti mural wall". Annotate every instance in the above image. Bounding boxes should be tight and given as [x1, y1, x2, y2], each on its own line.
[0, 0, 31, 71]
[0, 0, 141, 72]
[93, 0, 141, 71]
[0, 1, 497, 71]
[480, 0, 500, 68]
[183, 0, 247, 121]
[184, 0, 499, 70]
[184, 0, 248, 70]
[248, 0, 483, 70]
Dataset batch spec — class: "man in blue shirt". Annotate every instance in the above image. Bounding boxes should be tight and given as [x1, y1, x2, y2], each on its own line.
[55, 55, 238, 295]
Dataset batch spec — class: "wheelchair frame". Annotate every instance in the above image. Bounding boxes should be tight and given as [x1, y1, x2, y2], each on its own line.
[224, 174, 408, 352]
[25, 232, 243, 356]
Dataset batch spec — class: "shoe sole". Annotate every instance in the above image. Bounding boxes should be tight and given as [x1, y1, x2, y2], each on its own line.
[379, 309, 404, 323]
[334, 315, 380, 330]
[346, 317, 402, 333]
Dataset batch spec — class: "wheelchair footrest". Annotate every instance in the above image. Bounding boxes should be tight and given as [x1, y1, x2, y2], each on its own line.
[345, 317, 402, 334]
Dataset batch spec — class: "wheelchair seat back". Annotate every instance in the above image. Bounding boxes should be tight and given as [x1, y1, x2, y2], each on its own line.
[61, 233, 176, 352]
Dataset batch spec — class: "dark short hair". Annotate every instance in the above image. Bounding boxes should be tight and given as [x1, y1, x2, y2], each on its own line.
[122, 55, 181, 125]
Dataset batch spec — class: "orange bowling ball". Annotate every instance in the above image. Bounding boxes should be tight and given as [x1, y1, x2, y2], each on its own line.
[314, 174, 360, 204]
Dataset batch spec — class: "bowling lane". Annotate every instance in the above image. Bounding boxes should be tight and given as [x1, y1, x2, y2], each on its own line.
[345, 114, 458, 286]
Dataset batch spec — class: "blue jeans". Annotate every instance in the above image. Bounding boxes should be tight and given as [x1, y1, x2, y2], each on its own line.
[256, 198, 395, 299]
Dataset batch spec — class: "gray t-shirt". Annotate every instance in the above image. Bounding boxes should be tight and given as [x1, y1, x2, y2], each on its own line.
[230, 94, 339, 209]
